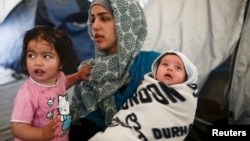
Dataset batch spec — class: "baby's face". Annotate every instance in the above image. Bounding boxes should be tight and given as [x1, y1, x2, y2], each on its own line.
[155, 54, 187, 86]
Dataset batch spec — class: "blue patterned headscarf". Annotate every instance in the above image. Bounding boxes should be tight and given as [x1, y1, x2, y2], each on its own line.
[71, 0, 147, 125]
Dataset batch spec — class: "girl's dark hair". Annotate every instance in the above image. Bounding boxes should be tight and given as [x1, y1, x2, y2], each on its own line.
[20, 25, 79, 74]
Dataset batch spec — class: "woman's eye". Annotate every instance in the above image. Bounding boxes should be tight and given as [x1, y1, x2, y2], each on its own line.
[101, 16, 112, 22]
[90, 18, 95, 23]
[101, 17, 108, 22]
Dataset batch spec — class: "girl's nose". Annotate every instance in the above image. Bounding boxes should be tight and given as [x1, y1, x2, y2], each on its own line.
[34, 58, 43, 66]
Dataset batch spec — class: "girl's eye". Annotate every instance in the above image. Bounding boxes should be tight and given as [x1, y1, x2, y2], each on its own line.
[44, 55, 51, 59]
[27, 53, 35, 59]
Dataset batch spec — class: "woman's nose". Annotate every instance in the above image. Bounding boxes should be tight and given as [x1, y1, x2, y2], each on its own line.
[92, 21, 100, 30]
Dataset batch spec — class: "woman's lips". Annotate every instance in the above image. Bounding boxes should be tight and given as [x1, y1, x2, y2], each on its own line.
[94, 34, 103, 42]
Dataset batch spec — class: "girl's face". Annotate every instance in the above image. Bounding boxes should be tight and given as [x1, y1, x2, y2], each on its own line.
[155, 54, 187, 86]
[26, 39, 61, 85]
[90, 5, 118, 54]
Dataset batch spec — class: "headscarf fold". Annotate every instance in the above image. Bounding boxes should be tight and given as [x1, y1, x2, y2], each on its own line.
[91, 0, 113, 14]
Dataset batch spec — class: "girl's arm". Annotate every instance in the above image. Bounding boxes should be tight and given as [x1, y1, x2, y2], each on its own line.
[11, 116, 61, 141]
[66, 65, 92, 89]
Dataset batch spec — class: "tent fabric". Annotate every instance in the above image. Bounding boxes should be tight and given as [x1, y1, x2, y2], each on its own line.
[142, 0, 246, 91]
[0, 0, 36, 85]
[141, 0, 248, 118]
[229, 1, 250, 124]
[35, 0, 95, 63]
[0, 0, 22, 23]
[0, 0, 94, 77]
[0, 0, 37, 71]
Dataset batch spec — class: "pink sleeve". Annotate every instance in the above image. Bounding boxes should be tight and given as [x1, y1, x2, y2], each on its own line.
[59, 71, 67, 87]
[11, 85, 37, 123]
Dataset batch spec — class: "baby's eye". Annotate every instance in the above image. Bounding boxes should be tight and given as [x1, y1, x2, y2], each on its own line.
[162, 63, 168, 66]
[175, 66, 182, 70]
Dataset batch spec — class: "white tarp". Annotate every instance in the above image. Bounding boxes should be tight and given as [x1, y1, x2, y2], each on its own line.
[0, 0, 22, 23]
[141, 0, 249, 124]
[142, 0, 246, 91]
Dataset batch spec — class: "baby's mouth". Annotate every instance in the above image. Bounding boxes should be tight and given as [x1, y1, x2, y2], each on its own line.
[164, 73, 172, 79]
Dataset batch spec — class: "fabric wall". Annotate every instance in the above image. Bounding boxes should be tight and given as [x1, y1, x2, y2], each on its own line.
[229, 1, 250, 124]
[141, 0, 248, 124]
[0, 0, 37, 71]
[0, 0, 95, 73]
[35, 0, 95, 64]
[142, 0, 247, 90]
[0, 0, 22, 23]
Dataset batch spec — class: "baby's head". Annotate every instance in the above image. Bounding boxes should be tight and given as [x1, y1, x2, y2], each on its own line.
[152, 51, 198, 85]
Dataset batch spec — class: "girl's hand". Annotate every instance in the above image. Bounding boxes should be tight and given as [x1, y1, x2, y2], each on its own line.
[42, 116, 61, 140]
[78, 65, 93, 81]
[66, 65, 93, 88]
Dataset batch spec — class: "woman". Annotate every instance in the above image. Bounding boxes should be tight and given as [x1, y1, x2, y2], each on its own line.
[69, 0, 160, 140]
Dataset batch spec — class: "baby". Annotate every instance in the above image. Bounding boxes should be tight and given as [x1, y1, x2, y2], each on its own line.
[90, 50, 198, 141]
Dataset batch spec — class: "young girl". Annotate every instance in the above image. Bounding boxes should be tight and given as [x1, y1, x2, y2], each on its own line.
[11, 25, 91, 141]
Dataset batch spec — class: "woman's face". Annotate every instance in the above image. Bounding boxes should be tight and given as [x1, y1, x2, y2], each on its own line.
[90, 5, 118, 54]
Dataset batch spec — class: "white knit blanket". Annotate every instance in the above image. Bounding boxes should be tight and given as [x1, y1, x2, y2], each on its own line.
[90, 73, 198, 141]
